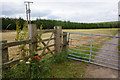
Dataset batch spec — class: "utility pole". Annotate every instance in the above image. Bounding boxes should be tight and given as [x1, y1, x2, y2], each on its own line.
[24, 1, 33, 25]
[25, 4, 28, 24]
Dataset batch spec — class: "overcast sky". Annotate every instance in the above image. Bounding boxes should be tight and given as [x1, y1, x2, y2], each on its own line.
[1, 0, 120, 23]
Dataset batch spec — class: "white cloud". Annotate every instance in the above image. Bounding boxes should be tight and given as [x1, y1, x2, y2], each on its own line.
[1, 0, 120, 23]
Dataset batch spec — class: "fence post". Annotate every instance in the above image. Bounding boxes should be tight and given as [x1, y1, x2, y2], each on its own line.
[63, 32, 68, 54]
[54, 26, 62, 54]
[1, 40, 9, 63]
[28, 24, 37, 55]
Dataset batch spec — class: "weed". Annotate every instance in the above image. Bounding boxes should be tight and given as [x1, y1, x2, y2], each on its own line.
[51, 51, 68, 63]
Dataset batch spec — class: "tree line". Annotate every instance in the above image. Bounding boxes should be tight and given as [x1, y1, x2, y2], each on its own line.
[1, 17, 119, 30]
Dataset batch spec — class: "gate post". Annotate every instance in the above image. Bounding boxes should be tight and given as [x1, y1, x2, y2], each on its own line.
[1, 40, 9, 63]
[63, 32, 68, 54]
[54, 26, 62, 54]
[28, 24, 37, 55]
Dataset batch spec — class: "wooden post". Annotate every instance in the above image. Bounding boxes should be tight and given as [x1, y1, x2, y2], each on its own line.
[1, 40, 9, 63]
[28, 24, 37, 55]
[54, 26, 62, 54]
[63, 32, 68, 54]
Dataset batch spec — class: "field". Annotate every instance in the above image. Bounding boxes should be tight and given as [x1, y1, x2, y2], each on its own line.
[1, 28, 119, 78]
[2, 28, 118, 42]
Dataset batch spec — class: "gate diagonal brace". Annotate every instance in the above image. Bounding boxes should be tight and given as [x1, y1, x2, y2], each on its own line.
[41, 41, 53, 54]
[41, 32, 54, 56]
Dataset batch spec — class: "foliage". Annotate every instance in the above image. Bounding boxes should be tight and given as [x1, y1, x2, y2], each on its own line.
[2, 56, 51, 79]
[2, 61, 30, 78]
[14, 20, 43, 57]
[2, 21, 47, 79]
[50, 51, 68, 63]
[34, 19, 119, 29]
[29, 56, 51, 79]
[37, 25, 43, 50]
[2, 17, 25, 30]
[2, 55, 87, 78]
[15, 20, 29, 57]
[1, 17, 119, 30]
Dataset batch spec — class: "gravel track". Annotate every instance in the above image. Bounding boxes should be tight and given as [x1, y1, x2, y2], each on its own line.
[85, 34, 119, 78]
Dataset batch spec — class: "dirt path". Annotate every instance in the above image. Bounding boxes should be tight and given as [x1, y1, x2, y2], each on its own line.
[85, 34, 119, 78]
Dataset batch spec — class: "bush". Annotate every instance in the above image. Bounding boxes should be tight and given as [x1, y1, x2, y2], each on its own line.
[2, 56, 51, 79]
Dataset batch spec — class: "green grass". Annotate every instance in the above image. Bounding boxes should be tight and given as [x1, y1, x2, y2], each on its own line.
[69, 44, 102, 61]
[49, 60, 87, 78]
[41, 51, 87, 78]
